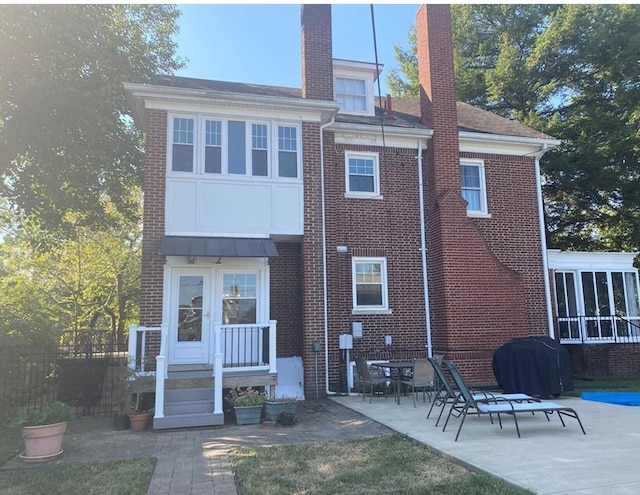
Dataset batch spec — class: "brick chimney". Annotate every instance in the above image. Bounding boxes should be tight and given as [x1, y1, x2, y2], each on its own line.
[416, 4, 530, 381]
[301, 4, 333, 101]
[416, 4, 461, 196]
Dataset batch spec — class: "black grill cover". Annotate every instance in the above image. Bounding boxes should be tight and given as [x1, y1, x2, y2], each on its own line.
[492, 336, 573, 397]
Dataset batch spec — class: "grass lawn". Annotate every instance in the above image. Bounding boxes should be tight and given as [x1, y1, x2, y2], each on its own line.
[0, 458, 155, 495]
[230, 434, 533, 495]
[0, 425, 23, 465]
[563, 377, 640, 397]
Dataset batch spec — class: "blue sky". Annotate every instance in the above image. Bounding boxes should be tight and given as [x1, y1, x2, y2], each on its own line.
[174, 4, 421, 95]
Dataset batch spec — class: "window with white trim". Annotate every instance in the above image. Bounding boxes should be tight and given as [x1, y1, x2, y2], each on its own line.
[222, 273, 257, 325]
[460, 159, 488, 214]
[172, 117, 195, 172]
[352, 257, 388, 311]
[278, 125, 298, 178]
[346, 152, 379, 196]
[336, 77, 367, 112]
[168, 116, 300, 179]
[204, 119, 222, 174]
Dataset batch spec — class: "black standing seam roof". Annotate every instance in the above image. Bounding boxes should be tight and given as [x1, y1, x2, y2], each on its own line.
[159, 236, 278, 258]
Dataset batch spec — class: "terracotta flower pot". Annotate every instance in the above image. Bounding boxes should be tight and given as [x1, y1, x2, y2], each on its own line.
[128, 412, 151, 431]
[20, 421, 67, 463]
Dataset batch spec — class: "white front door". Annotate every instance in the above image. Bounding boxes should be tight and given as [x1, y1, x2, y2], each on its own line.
[169, 268, 211, 365]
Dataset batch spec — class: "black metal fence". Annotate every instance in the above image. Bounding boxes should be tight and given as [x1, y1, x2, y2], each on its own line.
[0, 330, 126, 425]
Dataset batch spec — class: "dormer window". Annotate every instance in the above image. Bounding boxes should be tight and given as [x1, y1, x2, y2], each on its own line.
[336, 77, 367, 112]
[333, 59, 381, 117]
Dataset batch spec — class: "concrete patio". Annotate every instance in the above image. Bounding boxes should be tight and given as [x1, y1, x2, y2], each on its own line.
[332, 394, 640, 494]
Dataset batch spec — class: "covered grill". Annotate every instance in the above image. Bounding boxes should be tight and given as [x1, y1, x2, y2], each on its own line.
[492, 336, 573, 397]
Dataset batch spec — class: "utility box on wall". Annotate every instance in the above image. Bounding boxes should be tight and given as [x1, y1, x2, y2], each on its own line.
[352, 322, 362, 339]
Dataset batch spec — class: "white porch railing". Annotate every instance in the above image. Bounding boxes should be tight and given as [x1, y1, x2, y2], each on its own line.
[129, 321, 277, 419]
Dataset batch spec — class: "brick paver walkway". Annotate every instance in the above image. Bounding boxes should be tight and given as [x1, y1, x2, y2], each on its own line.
[1, 399, 393, 494]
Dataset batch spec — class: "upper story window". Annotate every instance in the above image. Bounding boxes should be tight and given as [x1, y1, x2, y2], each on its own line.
[345, 152, 380, 198]
[278, 126, 298, 178]
[460, 158, 488, 216]
[352, 257, 389, 312]
[336, 77, 367, 112]
[333, 59, 380, 117]
[169, 115, 300, 180]
[204, 120, 222, 174]
[172, 117, 195, 172]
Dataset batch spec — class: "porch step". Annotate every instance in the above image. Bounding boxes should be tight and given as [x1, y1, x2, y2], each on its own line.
[164, 387, 214, 416]
[153, 412, 224, 430]
[168, 364, 213, 373]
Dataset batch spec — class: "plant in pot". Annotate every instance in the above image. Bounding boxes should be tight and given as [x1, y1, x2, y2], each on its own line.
[225, 387, 265, 425]
[11, 401, 73, 463]
[264, 395, 299, 422]
[127, 361, 151, 432]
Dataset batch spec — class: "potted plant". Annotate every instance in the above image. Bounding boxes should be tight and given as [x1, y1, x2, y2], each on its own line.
[225, 387, 265, 425]
[12, 401, 73, 463]
[114, 357, 150, 431]
[127, 363, 151, 431]
[264, 395, 299, 421]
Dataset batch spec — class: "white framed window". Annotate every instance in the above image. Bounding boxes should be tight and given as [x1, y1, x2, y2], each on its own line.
[168, 115, 300, 179]
[352, 257, 388, 312]
[171, 117, 195, 172]
[204, 119, 222, 174]
[336, 77, 367, 113]
[222, 273, 257, 325]
[277, 125, 298, 178]
[460, 158, 488, 215]
[345, 152, 380, 197]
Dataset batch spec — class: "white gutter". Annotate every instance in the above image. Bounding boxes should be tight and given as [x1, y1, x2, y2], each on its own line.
[320, 115, 337, 395]
[534, 145, 555, 338]
[416, 139, 433, 357]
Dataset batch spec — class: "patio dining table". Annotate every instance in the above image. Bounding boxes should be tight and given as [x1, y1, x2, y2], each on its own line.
[371, 361, 414, 404]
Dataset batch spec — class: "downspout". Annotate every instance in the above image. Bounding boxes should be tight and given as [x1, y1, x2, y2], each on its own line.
[417, 139, 433, 357]
[320, 115, 336, 395]
[534, 144, 555, 339]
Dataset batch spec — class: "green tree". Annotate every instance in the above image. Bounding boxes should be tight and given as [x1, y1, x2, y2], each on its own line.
[387, 4, 640, 252]
[0, 5, 184, 235]
[0, 194, 141, 348]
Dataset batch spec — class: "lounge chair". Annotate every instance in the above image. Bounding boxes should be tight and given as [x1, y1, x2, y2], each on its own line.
[400, 358, 435, 407]
[426, 357, 535, 427]
[442, 360, 586, 441]
[355, 357, 388, 403]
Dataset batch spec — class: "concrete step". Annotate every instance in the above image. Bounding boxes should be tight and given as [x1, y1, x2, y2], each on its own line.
[153, 412, 223, 430]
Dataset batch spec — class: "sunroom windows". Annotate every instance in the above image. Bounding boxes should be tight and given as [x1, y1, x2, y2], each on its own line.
[169, 115, 300, 179]
[554, 269, 640, 342]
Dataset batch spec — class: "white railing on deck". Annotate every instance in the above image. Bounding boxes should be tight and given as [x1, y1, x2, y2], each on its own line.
[127, 324, 162, 374]
[130, 321, 276, 418]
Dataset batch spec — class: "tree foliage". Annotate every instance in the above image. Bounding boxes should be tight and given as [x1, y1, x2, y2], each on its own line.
[0, 194, 141, 347]
[0, 5, 184, 234]
[388, 5, 640, 252]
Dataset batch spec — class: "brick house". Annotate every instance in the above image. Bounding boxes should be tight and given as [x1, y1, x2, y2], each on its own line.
[124, 4, 639, 429]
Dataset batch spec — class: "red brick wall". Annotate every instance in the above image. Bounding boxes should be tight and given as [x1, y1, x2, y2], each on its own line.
[323, 144, 428, 390]
[140, 109, 167, 326]
[270, 242, 303, 357]
[567, 344, 640, 378]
